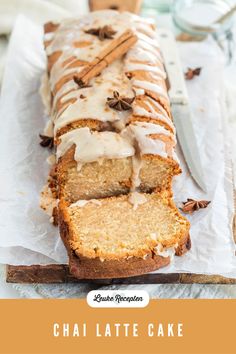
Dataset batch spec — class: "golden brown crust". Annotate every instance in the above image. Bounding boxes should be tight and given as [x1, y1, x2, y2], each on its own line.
[69, 253, 171, 279]
[44, 22, 59, 34]
[59, 203, 171, 278]
[130, 115, 174, 133]
[47, 51, 61, 72]
[59, 198, 190, 278]
[175, 233, 191, 256]
[142, 154, 181, 174]
[55, 119, 106, 142]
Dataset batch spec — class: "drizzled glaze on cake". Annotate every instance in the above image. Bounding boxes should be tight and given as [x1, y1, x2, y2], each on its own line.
[122, 121, 176, 158]
[39, 11, 190, 269]
[53, 60, 133, 131]
[42, 10, 180, 207]
[44, 10, 172, 132]
[57, 127, 135, 170]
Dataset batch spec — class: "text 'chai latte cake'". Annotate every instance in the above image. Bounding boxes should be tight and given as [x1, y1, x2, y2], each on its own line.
[40, 10, 190, 279]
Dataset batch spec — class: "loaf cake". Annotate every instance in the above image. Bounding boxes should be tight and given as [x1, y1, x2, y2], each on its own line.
[40, 10, 190, 278]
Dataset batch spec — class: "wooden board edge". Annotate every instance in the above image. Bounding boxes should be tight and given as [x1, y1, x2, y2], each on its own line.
[6, 264, 236, 285]
[89, 0, 143, 13]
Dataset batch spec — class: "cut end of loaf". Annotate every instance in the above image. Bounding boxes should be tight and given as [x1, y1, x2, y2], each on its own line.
[59, 192, 190, 278]
[57, 145, 181, 202]
[59, 193, 190, 263]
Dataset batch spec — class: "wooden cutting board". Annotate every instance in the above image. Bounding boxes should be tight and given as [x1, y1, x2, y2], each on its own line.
[6, 265, 236, 284]
[5, 0, 236, 285]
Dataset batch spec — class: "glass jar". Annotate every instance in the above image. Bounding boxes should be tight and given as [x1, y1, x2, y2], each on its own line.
[172, 0, 235, 62]
[142, 0, 173, 14]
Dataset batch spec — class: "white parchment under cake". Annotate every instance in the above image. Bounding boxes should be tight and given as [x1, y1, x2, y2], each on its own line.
[0, 15, 235, 277]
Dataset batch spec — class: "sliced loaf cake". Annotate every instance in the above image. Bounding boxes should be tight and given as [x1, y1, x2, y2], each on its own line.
[40, 10, 191, 278]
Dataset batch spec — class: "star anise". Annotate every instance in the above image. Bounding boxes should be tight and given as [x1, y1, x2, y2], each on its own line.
[107, 91, 135, 111]
[73, 76, 91, 89]
[39, 134, 54, 149]
[181, 198, 210, 214]
[185, 67, 202, 80]
[85, 25, 116, 41]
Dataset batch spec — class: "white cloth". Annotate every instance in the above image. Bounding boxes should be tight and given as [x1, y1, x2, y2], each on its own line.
[0, 0, 88, 82]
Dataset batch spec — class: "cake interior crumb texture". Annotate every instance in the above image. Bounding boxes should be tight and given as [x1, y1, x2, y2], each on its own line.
[62, 193, 190, 260]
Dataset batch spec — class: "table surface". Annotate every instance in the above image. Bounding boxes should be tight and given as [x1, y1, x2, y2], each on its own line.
[0, 266, 20, 298]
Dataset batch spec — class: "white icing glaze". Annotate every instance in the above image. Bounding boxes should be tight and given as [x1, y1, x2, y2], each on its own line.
[44, 32, 54, 41]
[153, 243, 176, 259]
[57, 127, 135, 167]
[131, 155, 142, 190]
[137, 31, 160, 50]
[125, 63, 166, 79]
[133, 88, 145, 96]
[70, 199, 102, 208]
[132, 98, 175, 132]
[134, 23, 157, 39]
[132, 80, 169, 100]
[46, 154, 56, 165]
[128, 192, 147, 210]
[43, 120, 54, 137]
[45, 11, 169, 135]
[137, 39, 163, 61]
[132, 105, 173, 130]
[46, 12, 133, 91]
[54, 60, 133, 132]
[51, 81, 74, 119]
[39, 73, 51, 115]
[121, 121, 176, 159]
[128, 45, 162, 65]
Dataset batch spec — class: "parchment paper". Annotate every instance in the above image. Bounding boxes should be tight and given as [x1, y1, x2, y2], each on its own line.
[0, 15, 235, 276]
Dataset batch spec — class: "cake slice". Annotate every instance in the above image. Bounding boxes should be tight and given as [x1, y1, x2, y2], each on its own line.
[57, 150, 180, 202]
[56, 125, 180, 202]
[59, 192, 190, 279]
[56, 128, 134, 201]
